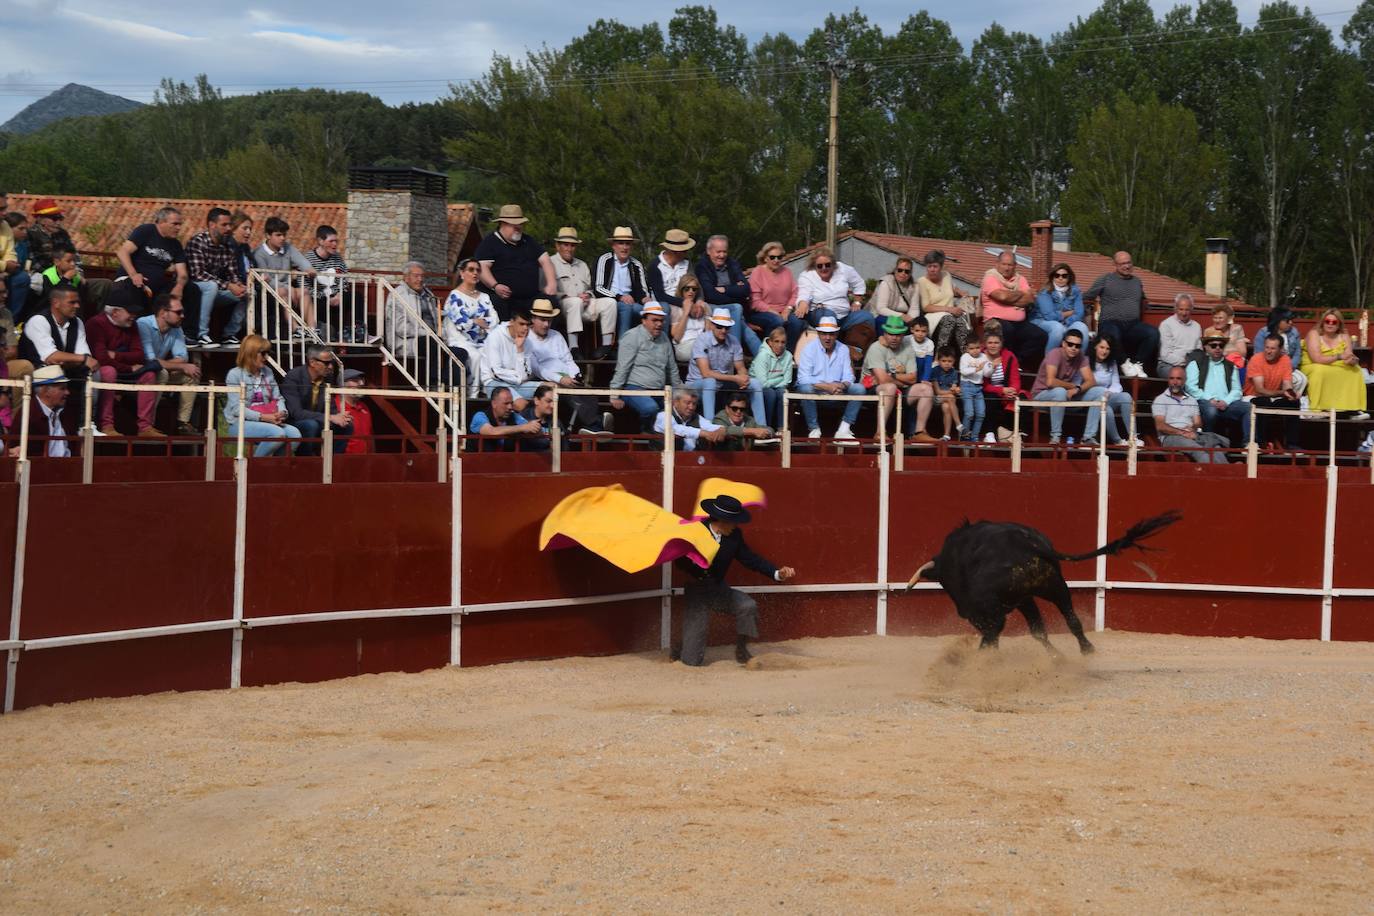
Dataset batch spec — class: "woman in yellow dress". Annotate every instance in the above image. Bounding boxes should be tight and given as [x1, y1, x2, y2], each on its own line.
[1301, 309, 1368, 414]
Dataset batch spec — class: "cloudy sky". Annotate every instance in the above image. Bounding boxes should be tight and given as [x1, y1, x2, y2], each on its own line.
[0, 0, 1346, 123]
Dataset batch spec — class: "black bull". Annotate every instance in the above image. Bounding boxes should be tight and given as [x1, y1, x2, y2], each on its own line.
[906, 511, 1182, 655]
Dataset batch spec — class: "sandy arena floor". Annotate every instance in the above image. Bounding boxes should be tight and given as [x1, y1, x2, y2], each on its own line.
[0, 631, 1371, 913]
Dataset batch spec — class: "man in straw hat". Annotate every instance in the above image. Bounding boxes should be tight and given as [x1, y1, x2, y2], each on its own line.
[472, 204, 557, 321]
[27, 365, 78, 458]
[643, 228, 697, 334]
[673, 493, 796, 666]
[596, 226, 651, 345]
[796, 314, 863, 443]
[609, 302, 680, 430]
[685, 306, 767, 423]
[551, 227, 614, 360]
[527, 297, 608, 434]
[1187, 325, 1250, 443]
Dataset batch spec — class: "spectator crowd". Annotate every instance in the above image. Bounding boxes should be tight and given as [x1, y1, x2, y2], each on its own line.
[3, 192, 1370, 462]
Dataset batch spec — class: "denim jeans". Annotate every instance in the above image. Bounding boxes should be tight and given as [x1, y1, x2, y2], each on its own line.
[1033, 388, 1066, 436]
[1102, 390, 1134, 443]
[959, 384, 985, 440]
[1078, 386, 1110, 441]
[1031, 318, 1091, 355]
[615, 299, 646, 338]
[194, 281, 247, 339]
[1198, 397, 1251, 443]
[1099, 319, 1161, 369]
[760, 387, 784, 429]
[7, 271, 30, 317]
[796, 382, 864, 430]
[808, 309, 871, 334]
[242, 419, 301, 457]
[621, 384, 665, 431]
[693, 376, 766, 423]
[749, 310, 805, 351]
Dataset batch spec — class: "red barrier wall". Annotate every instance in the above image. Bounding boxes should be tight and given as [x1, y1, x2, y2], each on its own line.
[240, 616, 450, 687]
[21, 482, 237, 639]
[14, 631, 230, 709]
[243, 483, 451, 618]
[6, 456, 1374, 711]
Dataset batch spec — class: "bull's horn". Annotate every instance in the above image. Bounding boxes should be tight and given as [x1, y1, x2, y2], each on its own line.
[905, 560, 935, 591]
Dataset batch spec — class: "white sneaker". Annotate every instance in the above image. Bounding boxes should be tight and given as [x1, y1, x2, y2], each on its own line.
[89, 427, 107, 438]
[1121, 359, 1143, 379]
[807, 428, 822, 440]
[983, 432, 995, 443]
[834, 422, 858, 443]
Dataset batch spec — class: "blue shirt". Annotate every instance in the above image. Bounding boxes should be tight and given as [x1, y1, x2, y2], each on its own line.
[924, 363, 959, 390]
[469, 410, 520, 452]
[685, 330, 742, 383]
[797, 338, 854, 386]
[136, 314, 188, 362]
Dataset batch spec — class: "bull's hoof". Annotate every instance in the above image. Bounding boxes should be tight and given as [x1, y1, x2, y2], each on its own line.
[1079, 641, 1096, 655]
[735, 645, 753, 665]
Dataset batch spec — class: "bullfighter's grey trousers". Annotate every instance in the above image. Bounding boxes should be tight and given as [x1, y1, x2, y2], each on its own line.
[680, 585, 758, 667]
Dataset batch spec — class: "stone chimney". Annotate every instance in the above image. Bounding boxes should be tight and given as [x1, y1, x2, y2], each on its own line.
[1205, 238, 1230, 299]
[345, 167, 450, 274]
[1029, 219, 1055, 291]
[1052, 226, 1072, 253]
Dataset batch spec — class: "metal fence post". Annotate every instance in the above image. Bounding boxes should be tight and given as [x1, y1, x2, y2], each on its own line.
[660, 386, 674, 650]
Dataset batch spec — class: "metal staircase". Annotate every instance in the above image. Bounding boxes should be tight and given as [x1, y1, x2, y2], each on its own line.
[246, 268, 467, 428]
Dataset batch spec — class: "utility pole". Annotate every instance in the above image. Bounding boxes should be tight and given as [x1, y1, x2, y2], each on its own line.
[826, 64, 839, 253]
[821, 33, 872, 254]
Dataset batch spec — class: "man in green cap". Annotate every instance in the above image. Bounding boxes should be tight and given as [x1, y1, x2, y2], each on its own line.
[861, 314, 921, 437]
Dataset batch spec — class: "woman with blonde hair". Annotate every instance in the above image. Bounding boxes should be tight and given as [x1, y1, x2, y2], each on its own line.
[869, 256, 919, 326]
[224, 334, 302, 456]
[1301, 309, 1367, 415]
[748, 240, 804, 349]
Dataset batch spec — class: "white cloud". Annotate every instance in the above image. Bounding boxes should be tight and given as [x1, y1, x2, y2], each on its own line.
[251, 30, 402, 58]
[60, 8, 204, 43]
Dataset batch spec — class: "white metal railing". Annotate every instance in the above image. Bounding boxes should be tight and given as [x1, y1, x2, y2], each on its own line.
[321, 385, 461, 483]
[77, 379, 247, 479]
[7, 379, 1374, 711]
[376, 277, 468, 422]
[246, 267, 387, 354]
[779, 391, 887, 468]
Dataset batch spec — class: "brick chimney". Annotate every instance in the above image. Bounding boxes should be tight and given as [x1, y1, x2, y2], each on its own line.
[1029, 219, 1055, 291]
[1205, 238, 1230, 299]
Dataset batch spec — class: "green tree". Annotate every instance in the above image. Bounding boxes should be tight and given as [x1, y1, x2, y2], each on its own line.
[444, 53, 810, 261]
[1062, 93, 1222, 279]
[1225, 3, 1339, 308]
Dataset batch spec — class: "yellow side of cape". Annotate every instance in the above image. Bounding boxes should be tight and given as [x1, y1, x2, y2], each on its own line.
[539, 485, 720, 573]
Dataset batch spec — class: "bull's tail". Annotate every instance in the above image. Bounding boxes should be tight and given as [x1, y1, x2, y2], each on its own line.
[1054, 510, 1182, 563]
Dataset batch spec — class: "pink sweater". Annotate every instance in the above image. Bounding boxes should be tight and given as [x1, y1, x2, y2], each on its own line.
[748, 266, 798, 315]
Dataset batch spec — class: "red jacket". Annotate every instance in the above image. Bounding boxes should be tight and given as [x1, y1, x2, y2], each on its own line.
[335, 395, 373, 454]
[983, 350, 1026, 399]
[85, 312, 147, 373]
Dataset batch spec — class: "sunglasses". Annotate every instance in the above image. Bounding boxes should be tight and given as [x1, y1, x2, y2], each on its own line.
[1205, 341, 1224, 348]
[766, 254, 781, 261]
[1053, 272, 1070, 279]
[815, 262, 834, 270]
[1062, 342, 1081, 348]
[894, 268, 911, 275]
[1323, 318, 1340, 324]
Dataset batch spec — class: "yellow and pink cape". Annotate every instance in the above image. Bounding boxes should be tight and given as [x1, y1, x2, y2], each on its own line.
[538, 478, 766, 572]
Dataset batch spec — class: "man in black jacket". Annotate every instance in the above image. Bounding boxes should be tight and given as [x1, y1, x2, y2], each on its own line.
[282, 344, 352, 454]
[674, 494, 795, 666]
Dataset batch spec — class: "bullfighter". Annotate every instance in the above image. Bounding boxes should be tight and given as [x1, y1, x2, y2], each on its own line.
[673, 494, 795, 666]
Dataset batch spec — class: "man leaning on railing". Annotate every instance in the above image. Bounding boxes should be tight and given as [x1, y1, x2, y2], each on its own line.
[386, 261, 441, 387]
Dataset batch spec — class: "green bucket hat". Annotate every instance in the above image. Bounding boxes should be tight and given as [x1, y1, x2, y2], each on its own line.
[880, 315, 908, 336]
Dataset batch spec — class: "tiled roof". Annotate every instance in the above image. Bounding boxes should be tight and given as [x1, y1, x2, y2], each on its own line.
[786, 230, 1256, 312]
[7, 193, 479, 270]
